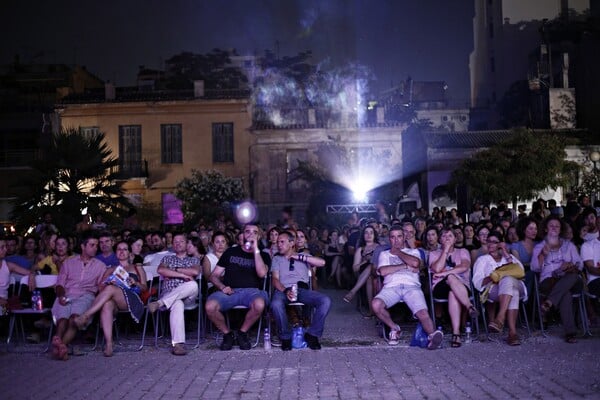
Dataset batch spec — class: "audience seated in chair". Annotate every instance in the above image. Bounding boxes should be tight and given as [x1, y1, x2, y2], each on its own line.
[74, 240, 148, 356]
[270, 230, 330, 350]
[428, 227, 478, 348]
[371, 225, 443, 349]
[147, 233, 201, 356]
[205, 223, 270, 351]
[51, 232, 107, 360]
[472, 231, 526, 346]
[531, 216, 583, 343]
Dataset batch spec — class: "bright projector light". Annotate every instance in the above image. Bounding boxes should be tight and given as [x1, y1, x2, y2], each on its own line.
[352, 180, 369, 202]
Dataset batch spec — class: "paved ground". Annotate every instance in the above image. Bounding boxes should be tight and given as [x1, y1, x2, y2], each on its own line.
[1, 288, 599, 400]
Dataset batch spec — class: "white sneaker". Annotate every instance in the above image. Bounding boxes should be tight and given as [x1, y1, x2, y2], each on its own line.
[388, 327, 401, 345]
[428, 330, 443, 350]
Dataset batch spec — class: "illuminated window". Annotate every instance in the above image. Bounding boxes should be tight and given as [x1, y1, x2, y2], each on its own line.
[161, 124, 182, 163]
[212, 123, 234, 163]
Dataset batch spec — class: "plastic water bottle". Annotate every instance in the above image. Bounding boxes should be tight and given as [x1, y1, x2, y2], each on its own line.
[465, 322, 472, 344]
[263, 328, 272, 351]
[31, 290, 39, 310]
[437, 325, 444, 348]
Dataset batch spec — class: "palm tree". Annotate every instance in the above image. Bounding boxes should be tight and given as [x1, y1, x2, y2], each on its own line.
[11, 127, 132, 234]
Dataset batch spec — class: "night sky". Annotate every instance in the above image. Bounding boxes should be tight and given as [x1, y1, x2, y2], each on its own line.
[1, 0, 474, 102]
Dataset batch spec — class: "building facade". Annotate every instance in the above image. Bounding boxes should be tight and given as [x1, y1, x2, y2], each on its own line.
[57, 87, 252, 225]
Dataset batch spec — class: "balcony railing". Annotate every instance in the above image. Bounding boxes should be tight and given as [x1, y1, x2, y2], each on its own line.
[111, 160, 149, 179]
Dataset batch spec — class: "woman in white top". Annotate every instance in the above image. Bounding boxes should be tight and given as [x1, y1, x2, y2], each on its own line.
[473, 231, 526, 346]
[202, 232, 229, 293]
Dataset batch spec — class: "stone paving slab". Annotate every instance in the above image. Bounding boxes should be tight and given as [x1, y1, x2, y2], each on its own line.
[1, 333, 599, 400]
[2, 287, 599, 399]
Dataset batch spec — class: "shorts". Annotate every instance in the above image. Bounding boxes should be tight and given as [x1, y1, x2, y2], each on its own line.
[375, 284, 428, 315]
[51, 293, 95, 324]
[207, 287, 269, 312]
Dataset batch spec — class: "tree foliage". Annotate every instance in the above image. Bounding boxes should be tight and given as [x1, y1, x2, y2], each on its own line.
[11, 128, 131, 233]
[448, 128, 579, 206]
[175, 169, 246, 227]
[164, 49, 248, 90]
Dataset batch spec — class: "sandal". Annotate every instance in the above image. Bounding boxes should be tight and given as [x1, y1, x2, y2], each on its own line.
[451, 334, 462, 348]
[488, 320, 504, 333]
[541, 299, 552, 316]
[468, 305, 480, 319]
[507, 333, 521, 346]
[565, 334, 578, 344]
[343, 292, 354, 303]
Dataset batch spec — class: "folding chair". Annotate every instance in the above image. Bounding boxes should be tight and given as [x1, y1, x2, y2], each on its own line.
[225, 275, 268, 348]
[427, 271, 480, 338]
[582, 271, 597, 336]
[6, 274, 57, 352]
[533, 273, 588, 337]
[153, 275, 204, 349]
[93, 271, 157, 351]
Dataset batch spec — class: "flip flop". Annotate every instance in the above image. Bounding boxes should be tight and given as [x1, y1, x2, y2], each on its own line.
[488, 320, 504, 333]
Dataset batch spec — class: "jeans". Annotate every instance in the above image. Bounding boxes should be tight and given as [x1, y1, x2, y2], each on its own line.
[271, 288, 331, 340]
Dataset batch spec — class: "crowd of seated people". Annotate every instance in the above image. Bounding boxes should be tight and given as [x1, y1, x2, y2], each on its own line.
[1, 195, 600, 359]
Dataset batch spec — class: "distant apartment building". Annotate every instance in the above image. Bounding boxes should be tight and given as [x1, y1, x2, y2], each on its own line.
[469, 0, 593, 129]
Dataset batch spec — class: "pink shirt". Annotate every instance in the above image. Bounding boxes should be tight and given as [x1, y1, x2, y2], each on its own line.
[56, 255, 106, 298]
[428, 247, 471, 287]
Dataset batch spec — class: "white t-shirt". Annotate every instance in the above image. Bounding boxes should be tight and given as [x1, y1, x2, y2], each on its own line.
[377, 247, 421, 287]
[580, 239, 600, 284]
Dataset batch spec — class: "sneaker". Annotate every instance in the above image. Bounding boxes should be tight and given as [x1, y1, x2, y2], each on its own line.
[388, 326, 401, 345]
[220, 332, 234, 351]
[26, 332, 40, 343]
[172, 343, 187, 356]
[281, 339, 292, 351]
[428, 330, 443, 350]
[271, 335, 281, 347]
[237, 330, 252, 350]
[304, 332, 321, 350]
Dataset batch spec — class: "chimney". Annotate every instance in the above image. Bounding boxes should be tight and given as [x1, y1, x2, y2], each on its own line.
[105, 81, 115, 101]
[562, 53, 569, 88]
[194, 80, 205, 98]
[376, 107, 385, 124]
[308, 108, 316, 126]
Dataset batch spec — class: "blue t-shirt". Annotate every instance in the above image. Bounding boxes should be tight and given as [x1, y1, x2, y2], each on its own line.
[96, 253, 119, 268]
[6, 255, 34, 270]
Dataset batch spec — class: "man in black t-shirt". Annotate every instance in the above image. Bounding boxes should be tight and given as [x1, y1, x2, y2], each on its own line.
[205, 223, 269, 350]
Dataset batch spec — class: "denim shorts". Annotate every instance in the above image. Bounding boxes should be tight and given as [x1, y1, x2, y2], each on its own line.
[207, 287, 269, 312]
